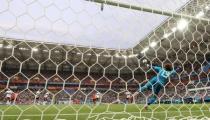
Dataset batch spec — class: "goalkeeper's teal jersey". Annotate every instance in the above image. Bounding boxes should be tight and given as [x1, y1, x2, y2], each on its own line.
[139, 66, 177, 105]
[151, 66, 175, 85]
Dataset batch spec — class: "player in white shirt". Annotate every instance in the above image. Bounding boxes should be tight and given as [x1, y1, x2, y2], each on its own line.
[43, 92, 50, 105]
[96, 92, 101, 104]
[96, 92, 100, 99]
[35, 89, 41, 104]
[125, 91, 132, 104]
[92, 92, 100, 105]
[5, 89, 13, 105]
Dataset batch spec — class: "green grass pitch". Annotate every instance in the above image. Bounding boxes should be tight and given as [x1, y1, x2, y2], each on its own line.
[0, 104, 209, 120]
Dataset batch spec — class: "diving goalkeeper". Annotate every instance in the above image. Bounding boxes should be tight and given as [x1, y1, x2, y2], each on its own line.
[135, 64, 179, 109]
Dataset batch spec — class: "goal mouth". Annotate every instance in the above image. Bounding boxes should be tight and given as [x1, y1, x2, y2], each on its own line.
[1, 0, 210, 120]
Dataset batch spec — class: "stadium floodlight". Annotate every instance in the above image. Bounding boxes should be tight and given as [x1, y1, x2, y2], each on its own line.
[115, 53, 120, 57]
[43, 49, 48, 52]
[133, 54, 138, 57]
[172, 27, 177, 32]
[54, 50, 60, 53]
[163, 33, 170, 38]
[141, 47, 149, 54]
[150, 42, 157, 48]
[20, 47, 29, 50]
[5, 45, 13, 49]
[32, 48, 38, 52]
[128, 54, 138, 58]
[177, 19, 188, 31]
[128, 54, 133, 58]
[104, 54, 111, 57]
[122, 55, 127, 58]
[195, 11, 204, 18]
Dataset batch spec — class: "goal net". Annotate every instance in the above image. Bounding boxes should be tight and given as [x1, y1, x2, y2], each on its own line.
[0, 0, 210, 120]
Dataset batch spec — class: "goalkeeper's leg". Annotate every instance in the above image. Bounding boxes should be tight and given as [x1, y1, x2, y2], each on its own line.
[149, 84, 162, 104]
[148, 95, 157, 105]
[144, 84, 162, 109]
[133, 82, 151, 97]
[138, 81, 152, 93]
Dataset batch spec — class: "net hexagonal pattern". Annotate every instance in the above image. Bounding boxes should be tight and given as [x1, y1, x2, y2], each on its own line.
[0, 0, 210, 120]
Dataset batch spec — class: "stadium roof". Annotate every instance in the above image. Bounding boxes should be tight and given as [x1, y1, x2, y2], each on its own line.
[0, 0, 190, 49]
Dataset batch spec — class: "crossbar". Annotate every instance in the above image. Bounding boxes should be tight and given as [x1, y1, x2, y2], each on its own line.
[85, 0, 210, 23]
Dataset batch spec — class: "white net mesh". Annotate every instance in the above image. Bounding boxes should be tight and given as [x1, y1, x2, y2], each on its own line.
[0, 0, 210, 120]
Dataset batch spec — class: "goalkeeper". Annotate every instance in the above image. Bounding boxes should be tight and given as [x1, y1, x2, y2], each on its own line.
[136, 64, 179, 109]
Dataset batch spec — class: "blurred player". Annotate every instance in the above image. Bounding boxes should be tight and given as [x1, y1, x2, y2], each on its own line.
[125, 91, 132, 104]
[43, 92, 50, 105]
[93, 92, 100, 105]
[135, 64, 178, 109]
[11, 92, 18, 105]
[5, 89, 13, 105]
[96, 92, 100, 103]
[35, 89, 41, 104]
[200, 93, 205, 104]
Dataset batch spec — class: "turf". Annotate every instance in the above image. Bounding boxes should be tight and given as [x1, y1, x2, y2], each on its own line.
[0, 104, 209, 120]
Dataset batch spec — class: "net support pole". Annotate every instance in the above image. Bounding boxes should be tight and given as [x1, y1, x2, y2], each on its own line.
[85, 0, 210, 23]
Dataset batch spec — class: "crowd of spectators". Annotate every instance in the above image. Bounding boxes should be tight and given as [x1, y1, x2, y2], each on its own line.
[0, 62, 210, 105]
